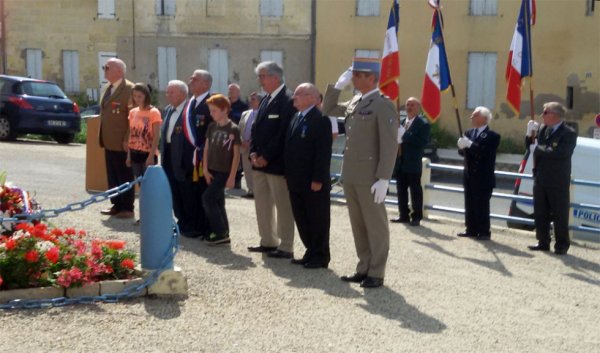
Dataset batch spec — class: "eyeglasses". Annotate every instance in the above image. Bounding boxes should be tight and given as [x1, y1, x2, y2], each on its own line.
[102, 65, 110, 71]
[542, 110, 553, 115]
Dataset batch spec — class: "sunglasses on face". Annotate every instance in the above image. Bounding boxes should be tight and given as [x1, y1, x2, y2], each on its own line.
[102, 65, 110, 71]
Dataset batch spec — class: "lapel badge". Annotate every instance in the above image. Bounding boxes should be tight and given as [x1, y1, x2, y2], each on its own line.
[480, 132, 487, 139]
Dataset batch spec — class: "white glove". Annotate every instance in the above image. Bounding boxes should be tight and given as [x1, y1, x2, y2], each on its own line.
[397, 126, 406, 143]
[526, 120, 539, 137]
[370, 179, 389, 204]
[334, 67, 353, 90]
[529, 140, 538, 154]
[457, 136, 473, 149]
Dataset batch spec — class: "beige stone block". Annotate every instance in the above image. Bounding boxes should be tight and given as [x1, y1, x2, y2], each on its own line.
[100, 278, 147, 297]
[0, 286, 65, 304]
[65, 283, 100, 298]
[147, 266, 188, 296]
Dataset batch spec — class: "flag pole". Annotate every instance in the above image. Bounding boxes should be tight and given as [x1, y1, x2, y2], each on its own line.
[435, 7, 463, 136]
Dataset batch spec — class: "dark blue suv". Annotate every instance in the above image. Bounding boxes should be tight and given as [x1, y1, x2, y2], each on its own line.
[0, 75, 81, 144]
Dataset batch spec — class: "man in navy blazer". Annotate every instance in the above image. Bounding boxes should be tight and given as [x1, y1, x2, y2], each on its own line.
[248, 61, 297, 258]
[392, 97, 431, 226]
[161, 80, 197, 237]
[457, 106, 500, 241]
[284, 83, 332, 268]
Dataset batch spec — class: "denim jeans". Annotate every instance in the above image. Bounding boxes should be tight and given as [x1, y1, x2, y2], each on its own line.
[201, 170, 230, 236]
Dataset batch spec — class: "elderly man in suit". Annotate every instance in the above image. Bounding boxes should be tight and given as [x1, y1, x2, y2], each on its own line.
[285, 83, 332, 269]
[322, 58, 399, 288]
[185, 69, 214, 238]
[456, 106, 500, 241]
[391, 97, 431, 227]
[247, 61, 297, 259]
[99, 58, 135, 219]
[160, 80, 197, 237]
[525, 102, 577, 255]
[238, 91, 263, 199]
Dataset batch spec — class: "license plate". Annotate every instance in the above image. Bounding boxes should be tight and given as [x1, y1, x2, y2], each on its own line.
[47, 120, 67, 127]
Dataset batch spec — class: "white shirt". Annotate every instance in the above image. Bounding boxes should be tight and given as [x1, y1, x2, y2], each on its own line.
[267, 84, 285, 104]
[106, 78, 123, 97]
[191, 91, 210, 110]
[166, 100, 187, 143]
[405, 115, 417, 130]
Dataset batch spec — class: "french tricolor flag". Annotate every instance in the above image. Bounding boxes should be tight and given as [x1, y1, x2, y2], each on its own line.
[506, 0, 536, 114]
[421, 1, 452, 122]
[379, 0, 400, 100]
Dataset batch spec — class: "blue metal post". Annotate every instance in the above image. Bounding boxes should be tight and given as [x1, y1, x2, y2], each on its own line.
[140, 165, 174, 270]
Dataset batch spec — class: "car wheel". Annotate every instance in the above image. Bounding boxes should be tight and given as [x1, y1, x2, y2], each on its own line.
[53, 133, 75, 144]
[0, 115, 17, 141]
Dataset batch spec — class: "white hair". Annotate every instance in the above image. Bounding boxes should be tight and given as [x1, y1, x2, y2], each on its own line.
[193, 69, 213, 86]
[109, 58, 126, 74]
[473, 106, 493, 123]
[167, 80, 189, 96]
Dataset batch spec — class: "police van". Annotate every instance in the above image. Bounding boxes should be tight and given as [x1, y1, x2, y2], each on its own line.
[508, 136, 600, 243]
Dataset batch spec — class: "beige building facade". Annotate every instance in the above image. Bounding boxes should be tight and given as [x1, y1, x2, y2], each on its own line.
[315, 0, 600, 140]
[0, 0, 312, 104]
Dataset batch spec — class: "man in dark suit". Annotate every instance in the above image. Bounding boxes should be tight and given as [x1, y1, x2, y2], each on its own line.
[98, 58, 135, 219]
[525, 102, 577, 255]
[456, 106, 500, 241]
[284, 83, 332, 269]
[185, 69, 214, 238]
[248, 61, 297, 259]
[161, 80, 197, 237]
[391, 97, 431, 226]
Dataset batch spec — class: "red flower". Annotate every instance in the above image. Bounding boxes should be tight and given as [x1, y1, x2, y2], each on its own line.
[0, 275, 3, 287]
[106, 240, 126, 250]
[5, 238, 16, 250]
[121, 259, 135, 270]
[24, 250, 40, 263]
[45, 247, 60, 264]
[64, 228, 76, 236]
[50, 228, 64, 237]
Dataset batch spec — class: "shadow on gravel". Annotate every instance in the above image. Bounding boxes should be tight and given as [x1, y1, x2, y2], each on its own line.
[101, 218, 137, 232]
[144, 295, 185, 319]
[359, 288, 447, 333]
[181, 239, 256, 271]
[558, 254, 600, 287]
[402, 223, 455, 241]
[262, 257, 362, 299]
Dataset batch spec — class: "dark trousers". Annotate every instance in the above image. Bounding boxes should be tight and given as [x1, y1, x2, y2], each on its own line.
[289, 188, 331, 264]
[396, 172, 423, 221]
[202, 171, 230, 236]
[464, 181, 493, 236]
[193, 174, 211, 236]
[534, 182, 570, 251]
[163, 144, 198, 234]
[104, 149, 134, 212]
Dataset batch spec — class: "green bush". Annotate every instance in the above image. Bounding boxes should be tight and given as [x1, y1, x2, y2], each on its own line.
[430, 122, 458, 148]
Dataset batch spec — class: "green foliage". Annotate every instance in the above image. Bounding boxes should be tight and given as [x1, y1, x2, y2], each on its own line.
[74, 120, 87, 144]
[498, 136, 525, 154]
[69, 92, 97, 107]
[430, 122, 457, 148]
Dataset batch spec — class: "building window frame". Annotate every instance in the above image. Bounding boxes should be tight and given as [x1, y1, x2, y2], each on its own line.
[260, 50, 284, 68]
[469, 0, 497, 16]
[62, 50, 80, 93]
[208, 48, 229, 95]
[157, 46, 177, 92]
[356, 0, 380, 17]
[155, 0, 176, 16]
[260, 0, 283, 18]
[98, 0, 116, 19]
[466, 51, 497, 109]
[26, 49, 42, 79]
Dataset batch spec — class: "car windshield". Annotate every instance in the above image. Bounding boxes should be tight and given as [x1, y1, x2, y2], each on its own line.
[21, 81, 66, 98]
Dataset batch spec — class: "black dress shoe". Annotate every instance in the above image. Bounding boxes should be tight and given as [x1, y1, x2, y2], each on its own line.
[360, 276, 384, 288]
[528, 243, 550, 251]
[408, 219, 421, 227]
[475, 233, 491, 241]
[291, 258, 307, 265]
[457, 231, 474, 238]
[247, 245, 278, 253]
[100, 207, 119, 215]
[180, 231, 202, 238]
[390, 217, 410, 223]
[554, 248, 569, 255]
[241, 193, 254, 199]
[303, 261, 328, 269]
[340, 273, 367, 283]
[267, 249, 293, 259]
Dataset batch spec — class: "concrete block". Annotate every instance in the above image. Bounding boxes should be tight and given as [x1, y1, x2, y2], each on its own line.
[65, 283, 100, 298]
[100, 278, 146, 297]
[147, 266, 188, 295]
[0, 286, 65, 304]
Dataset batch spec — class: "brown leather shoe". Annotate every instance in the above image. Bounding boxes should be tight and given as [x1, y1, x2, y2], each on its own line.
[115, 211, 134, 219]
[100, 208, 118, 215]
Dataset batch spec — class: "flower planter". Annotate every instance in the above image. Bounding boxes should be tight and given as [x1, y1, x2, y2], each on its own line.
[65, 283, 100, 298]
[100, 278, 146, 297]
[0, 286, 65, 304]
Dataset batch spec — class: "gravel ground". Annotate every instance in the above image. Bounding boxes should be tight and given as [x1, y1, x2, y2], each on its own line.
[0, 140, 599, 353]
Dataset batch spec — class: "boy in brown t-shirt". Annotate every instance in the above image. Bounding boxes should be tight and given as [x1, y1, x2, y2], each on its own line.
[202, 94, 241, 245]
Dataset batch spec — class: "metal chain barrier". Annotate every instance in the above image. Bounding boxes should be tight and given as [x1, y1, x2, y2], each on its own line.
[1, 176, 181, 310]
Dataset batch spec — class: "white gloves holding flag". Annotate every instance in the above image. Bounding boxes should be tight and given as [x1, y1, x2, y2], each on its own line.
[370, 179, 389, 204]
[457, 136, 473, 149]
[397, 126, 406, 143]
[526, 120, 539, 137]
[334, 67, 353, 90]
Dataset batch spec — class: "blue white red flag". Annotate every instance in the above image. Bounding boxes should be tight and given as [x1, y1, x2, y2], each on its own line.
[379, 0, 400, 100]
[506, 0, 536, 114]
[421, 6, 452, 121]
[182, 99, 203, 179]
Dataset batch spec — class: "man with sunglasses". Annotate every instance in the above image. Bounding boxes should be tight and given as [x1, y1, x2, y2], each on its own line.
[525, 102, 577, 255]
[98, 58, 135, 219]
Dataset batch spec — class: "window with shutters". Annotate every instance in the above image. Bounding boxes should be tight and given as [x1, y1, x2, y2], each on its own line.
[98, 0, 116, 19]
[209, 49, 228, 95]
[156, 0, 176, 16]
[26, 49, 42, 79]
[62, 50, 80, 92]
[355, 49, 380, 59]
[586, 0, 597, 15]
[356, 0, 380, 17]
[260, 50, 283, 68]
[466, 52, 497, 109]
[470, 0, 497, 16]
[158, 47, 177, 91]
[260, 0, 283, 18]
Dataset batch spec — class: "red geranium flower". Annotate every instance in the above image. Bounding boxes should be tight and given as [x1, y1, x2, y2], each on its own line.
[5, 237, 16, 250]
[45, 247, 60, 264]
[106, 240, 126, 250]
[121, 259, 135, 270]
[24, 250, 40, 263]
[64, 228, 76, 236]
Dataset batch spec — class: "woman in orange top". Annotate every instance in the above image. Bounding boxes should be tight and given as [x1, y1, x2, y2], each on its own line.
[126, 83, 162, 178]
